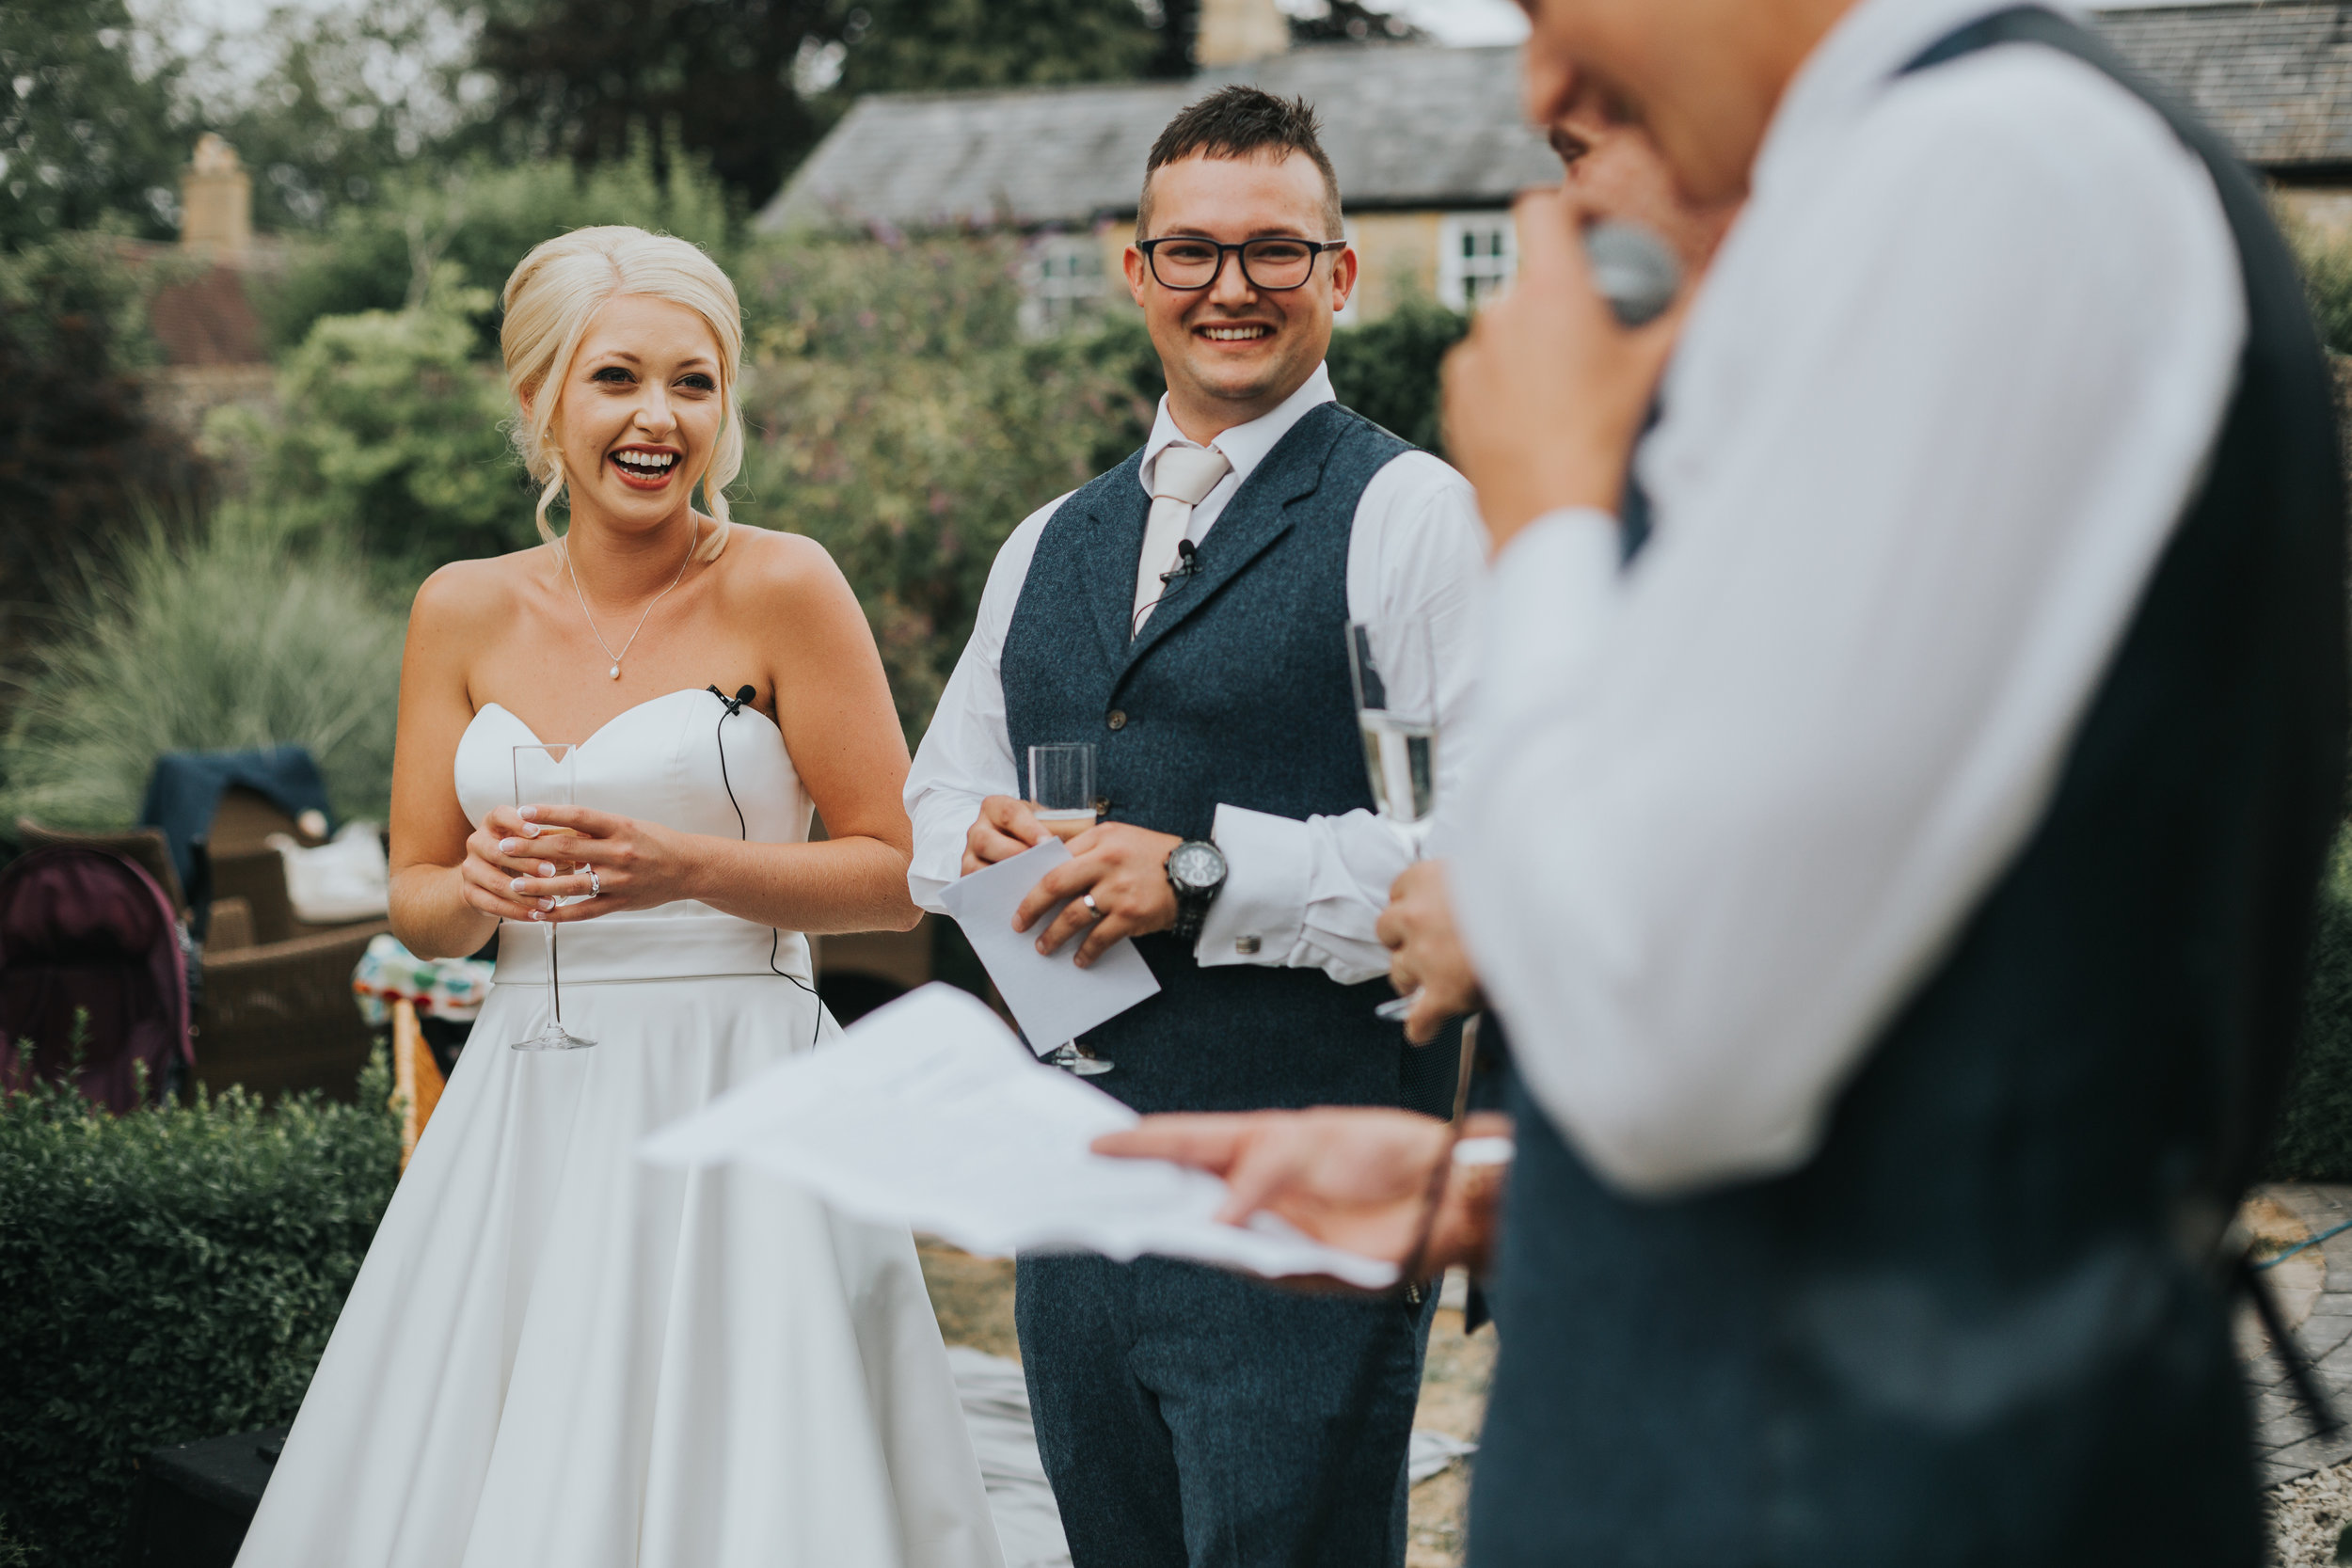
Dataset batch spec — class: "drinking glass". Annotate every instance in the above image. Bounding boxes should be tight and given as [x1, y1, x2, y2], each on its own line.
[1027, 742, 1112, 1077]
[511, 744, 596, 1051]
[1349, 621, 1439, 1023]
[1028, 743, 1098, 838]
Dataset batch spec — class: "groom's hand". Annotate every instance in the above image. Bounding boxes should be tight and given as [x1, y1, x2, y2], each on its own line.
[962, 795, 1050, 876]
[1015, 823, 1182, 968]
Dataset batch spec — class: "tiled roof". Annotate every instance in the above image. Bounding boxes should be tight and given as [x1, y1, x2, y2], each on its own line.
[2097, 3, 2352, 169]
[757, 42, 1557, 233]
[761, 9, 2352, 234]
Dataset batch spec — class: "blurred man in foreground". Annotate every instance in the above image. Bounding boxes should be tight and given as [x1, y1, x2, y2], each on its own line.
[1103, 0, 2347, 1562]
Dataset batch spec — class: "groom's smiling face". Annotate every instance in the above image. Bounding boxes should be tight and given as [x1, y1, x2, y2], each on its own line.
[1125, 150, 1356, 436]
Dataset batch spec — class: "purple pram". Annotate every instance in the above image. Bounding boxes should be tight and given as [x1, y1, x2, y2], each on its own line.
[0, 847, 191, 1112]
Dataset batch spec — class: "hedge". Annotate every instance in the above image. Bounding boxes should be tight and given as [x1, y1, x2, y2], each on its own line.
[0, 1053, 400, 1568]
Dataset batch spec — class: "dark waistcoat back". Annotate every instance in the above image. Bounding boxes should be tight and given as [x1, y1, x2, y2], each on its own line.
[1470, 11, 2350, 1566]
[1000, 402, 1423, 1116]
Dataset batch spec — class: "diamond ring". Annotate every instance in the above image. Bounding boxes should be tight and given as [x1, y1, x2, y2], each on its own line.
[1082, 894, 1102, 918]
[589, 868, 602, 898]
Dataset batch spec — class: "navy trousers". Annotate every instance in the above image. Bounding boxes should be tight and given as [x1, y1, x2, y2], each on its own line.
[1017, 1254, 1436, 1568]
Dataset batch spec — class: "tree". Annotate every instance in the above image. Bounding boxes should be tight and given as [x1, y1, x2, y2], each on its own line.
[0, 235, 206, 645]
[832, 0, 1160, 97]
[180, 0, 496, 233]
[0, 0, 182, 246]
[476, 0, 834, 209]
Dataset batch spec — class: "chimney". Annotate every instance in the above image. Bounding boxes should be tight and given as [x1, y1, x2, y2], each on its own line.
[1197, 0, 1291, 66]
[180, 134, 252, 261]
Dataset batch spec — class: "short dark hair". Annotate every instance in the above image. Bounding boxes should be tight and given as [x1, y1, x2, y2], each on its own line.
[1138, 87, 1343, 240]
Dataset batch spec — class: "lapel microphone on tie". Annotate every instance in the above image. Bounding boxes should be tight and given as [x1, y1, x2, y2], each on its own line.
[1159, 538, 1200, 585]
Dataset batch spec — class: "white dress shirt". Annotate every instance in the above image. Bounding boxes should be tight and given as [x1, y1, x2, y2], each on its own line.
[907, 361, 1487, 984]
[1451, 0, 2247, 1196]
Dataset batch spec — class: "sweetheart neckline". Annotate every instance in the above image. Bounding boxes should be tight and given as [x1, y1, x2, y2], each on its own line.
[472, 689, 780, 753]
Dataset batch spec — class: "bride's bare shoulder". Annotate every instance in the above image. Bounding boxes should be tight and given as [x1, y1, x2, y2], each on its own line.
[713, 524, 851, 609]
[408, 546, 552, 635]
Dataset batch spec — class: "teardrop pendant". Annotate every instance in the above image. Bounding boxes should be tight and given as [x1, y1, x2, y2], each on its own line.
[609, 664, 621, 680]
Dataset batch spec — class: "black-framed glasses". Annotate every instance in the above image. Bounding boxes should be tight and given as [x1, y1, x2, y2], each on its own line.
[1137, 236, 1347, 292]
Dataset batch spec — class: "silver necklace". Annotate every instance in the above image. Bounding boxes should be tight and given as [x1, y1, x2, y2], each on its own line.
[561, 519, 698, 680]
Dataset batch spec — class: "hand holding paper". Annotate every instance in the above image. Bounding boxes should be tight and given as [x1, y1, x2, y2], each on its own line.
[638, 984, 1397, 1290]
[937, 837, 1159, 1052]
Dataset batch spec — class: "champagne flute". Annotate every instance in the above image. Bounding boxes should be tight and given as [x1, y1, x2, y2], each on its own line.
[511, 743, 596, 1051]
[1348, 621, 1439, 1023]
[1029, 743, 1112, 1077]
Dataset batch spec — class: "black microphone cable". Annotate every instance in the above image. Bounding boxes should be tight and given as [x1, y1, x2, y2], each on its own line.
[1129, 536, 1201, 638]
[709, 684, 823, 1052]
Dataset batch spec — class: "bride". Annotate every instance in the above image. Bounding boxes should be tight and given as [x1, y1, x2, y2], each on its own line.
[237, 227, 1004, 1568]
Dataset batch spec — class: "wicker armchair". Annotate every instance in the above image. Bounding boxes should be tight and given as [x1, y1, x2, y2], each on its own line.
[196, 921, 387, 1102]
[185, 793, 389, 1102]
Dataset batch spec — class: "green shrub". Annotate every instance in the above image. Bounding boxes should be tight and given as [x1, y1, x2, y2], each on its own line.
[259, 142, 737, 355]
[1327, 295, 1469, 456]
[2269, 829, 2352, 1180]
[0, 506, 405, 831]
[0, 1053, 401, 1568]
[734, 234, 1155, 738]
[212, 281, 528, 569]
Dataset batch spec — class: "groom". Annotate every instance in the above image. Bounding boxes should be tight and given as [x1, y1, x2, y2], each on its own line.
[904, 87, 1486, 1568]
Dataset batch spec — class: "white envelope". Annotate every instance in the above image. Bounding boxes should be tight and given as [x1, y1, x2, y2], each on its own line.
[936, 837, 1160, 1053]
[639, 984, 1397, 1289]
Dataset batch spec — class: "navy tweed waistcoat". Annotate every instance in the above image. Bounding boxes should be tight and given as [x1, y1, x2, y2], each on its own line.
[1469, 11, 2348, 1567]
[1001, 402, 1418, 1117]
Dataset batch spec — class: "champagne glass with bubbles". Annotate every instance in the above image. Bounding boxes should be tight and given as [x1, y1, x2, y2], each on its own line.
[511, 743, 596, 1051]
[1349, 621, 1439, 1023]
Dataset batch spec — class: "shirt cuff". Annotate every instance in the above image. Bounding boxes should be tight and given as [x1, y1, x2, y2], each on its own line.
[1197, 804, 1310, 968]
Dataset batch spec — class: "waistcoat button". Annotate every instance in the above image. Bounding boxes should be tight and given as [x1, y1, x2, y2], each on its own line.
[1106, 710, 1127, 731]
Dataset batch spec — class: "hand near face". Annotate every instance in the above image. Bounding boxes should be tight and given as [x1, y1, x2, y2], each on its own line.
[1441, 187, 1684, 553]
[1014, 823, 1184, 968]
[1376, 860, 1485, 1044]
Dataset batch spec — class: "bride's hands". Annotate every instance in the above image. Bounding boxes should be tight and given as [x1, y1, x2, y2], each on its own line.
[490, 804, 701, 923]
[459, 805, 571, 923]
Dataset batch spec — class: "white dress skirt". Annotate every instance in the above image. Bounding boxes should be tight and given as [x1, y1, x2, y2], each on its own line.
[236, 691, 1004, 1568]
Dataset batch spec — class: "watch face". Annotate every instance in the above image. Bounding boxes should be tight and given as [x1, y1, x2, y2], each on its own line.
[1168, 841, 1226, 895]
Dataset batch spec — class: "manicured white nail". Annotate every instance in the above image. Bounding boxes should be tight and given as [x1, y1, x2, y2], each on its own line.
[500, 838, 520, 854]
[510, 877, 529, 894]
[537, 862, 556, 877]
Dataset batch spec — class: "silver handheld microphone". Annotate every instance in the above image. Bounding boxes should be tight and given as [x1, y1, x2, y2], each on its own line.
[1583, 221, 1682, 327]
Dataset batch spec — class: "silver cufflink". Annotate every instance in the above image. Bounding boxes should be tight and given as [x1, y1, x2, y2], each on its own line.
[1234, 935, 1262, 955]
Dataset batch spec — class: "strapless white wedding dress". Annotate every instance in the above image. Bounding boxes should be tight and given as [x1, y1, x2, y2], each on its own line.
[237, 689, 1003, 1568]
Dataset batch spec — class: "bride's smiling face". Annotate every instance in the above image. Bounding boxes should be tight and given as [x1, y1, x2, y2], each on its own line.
[542, 293, 724, 532]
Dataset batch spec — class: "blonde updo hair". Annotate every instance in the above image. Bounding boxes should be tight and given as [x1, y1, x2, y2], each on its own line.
[501, 225, 742, 561]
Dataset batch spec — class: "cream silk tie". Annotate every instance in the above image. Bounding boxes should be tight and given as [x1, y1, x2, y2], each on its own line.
[1132, 444, 1232, 635]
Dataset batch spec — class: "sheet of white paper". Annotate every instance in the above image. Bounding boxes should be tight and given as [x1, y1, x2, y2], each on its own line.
[640, 984, 1397, 1290]
[936, 838, 1160, 1053]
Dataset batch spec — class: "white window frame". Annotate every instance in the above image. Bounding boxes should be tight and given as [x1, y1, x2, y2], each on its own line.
[1020, 230, 1106, 337]
[1437, 211, 1517, 312]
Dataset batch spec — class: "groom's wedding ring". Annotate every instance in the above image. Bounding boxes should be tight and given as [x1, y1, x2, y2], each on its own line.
[1082, 894, 1103, 919]
[589, 868, 603, 898]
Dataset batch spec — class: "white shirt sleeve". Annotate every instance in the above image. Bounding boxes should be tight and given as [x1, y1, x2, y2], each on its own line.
[1451, 51, 2248, 1196]
[1199, 451, 1490, 984]
[904, 495, 1070, 914]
